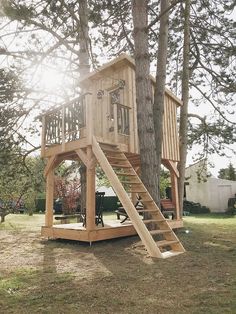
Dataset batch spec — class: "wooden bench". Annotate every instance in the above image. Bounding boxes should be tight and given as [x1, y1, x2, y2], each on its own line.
[160, 199, 175, 219]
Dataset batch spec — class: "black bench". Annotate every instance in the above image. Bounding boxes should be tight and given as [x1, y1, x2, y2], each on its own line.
[115, 198, 143, 223]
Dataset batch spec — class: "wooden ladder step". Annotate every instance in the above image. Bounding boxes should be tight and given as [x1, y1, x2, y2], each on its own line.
[141, 199, 154, 202]
[103, 147, 122, 152]
[129, 189, 146, 193]
[106, 152, 125, 156]
[110, 164, 132, 168]
[106, 156, 127, 161]
[115, 172, 136, 176]
[150, 229, 172, 235]
[156, 240, 179, 248]
[119, 181, 141, 184]
[143, 219, 164, 224]
[136, 209, 157, 213]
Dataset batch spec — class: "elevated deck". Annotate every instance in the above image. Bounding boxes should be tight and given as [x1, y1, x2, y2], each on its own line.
[42, 219, 183, 243]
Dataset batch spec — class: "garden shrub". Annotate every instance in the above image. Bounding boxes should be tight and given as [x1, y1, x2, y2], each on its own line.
[183, 200, 210, 214]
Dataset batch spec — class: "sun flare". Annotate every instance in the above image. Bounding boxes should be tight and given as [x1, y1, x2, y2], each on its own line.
[38, 68, 64, 91]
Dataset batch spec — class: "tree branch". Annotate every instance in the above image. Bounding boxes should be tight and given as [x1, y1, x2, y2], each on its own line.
[188, 113, 206, 124]
[148, 0, 182, 29]
[190, 82, 236, 124]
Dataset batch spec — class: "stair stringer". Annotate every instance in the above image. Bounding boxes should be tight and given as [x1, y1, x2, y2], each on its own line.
[124, 156, 185, 253]
[92, 137, 163, 258]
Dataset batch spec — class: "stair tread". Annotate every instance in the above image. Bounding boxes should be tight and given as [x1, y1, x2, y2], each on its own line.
[129, 190, 146, 193]
[156, 240, 179, 247]
[110, 164, 132, 168]
[150, 229, 171, 235]
[120, 181, 141, 184]
[143, 219, 165, 223]
[106, 156, 127, 161]
[136, 209, 157, 213]
[135, 191, 149, 194]
[100, 144, 118, 151]
[116, 172, 136, 176]
[161, 251, 184, 259]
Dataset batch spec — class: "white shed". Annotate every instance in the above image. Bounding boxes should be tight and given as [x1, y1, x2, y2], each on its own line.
[185, 161, 236, 212]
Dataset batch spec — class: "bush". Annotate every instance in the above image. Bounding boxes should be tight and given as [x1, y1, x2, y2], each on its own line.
[183, 200, 210, 214]
[103, 196, 119, 212]
[226, 198, 236, 215]
[35, 198, 46, 212]
[226, 207, 236, 215]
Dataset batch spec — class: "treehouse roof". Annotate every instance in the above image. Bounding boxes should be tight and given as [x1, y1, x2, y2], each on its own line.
[79, 53, 183, 106]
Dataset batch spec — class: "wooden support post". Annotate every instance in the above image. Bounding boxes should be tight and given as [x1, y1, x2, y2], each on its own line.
[86, 146, 96, 230]
[162, 159, 179, 178]
[76, 148, 88, 167]
[102, 92, 107, 140]
[61, 105, 65, 152]
[113, 103, 118, 144]
[45, 169, 54, 227]
[44, 156, 56, 178]
[170, 172, 180, 220]
[162, 160, 180, 220]
[41, 116, 46, 158]
[86, 94, 93, 145]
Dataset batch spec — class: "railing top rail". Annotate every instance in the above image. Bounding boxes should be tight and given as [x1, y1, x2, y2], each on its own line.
[37, 92, 92, 119]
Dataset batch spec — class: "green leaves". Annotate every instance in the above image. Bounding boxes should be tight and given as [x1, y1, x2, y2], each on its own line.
[0, 69, 22, 103]
[3, 2, 35, 21]
[218, 163, 236, 181]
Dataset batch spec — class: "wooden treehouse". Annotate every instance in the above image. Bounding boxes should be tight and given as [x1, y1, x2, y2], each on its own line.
[40, 54, 185, 259]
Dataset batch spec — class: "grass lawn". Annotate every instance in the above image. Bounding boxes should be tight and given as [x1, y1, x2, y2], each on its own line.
[0, 213, 236, 314]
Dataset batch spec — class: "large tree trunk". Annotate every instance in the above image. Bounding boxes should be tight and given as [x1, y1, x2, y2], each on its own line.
[177, 0, 191, 216]
[78, 0, 90, 77]
[153, 0, 170, 207]
[78, 0, 90, 213]
[132, 0, 159, 205]
[1, 214, 5, 223]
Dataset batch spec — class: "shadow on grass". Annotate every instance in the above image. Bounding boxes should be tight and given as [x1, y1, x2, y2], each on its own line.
[1, 215, 236, 314]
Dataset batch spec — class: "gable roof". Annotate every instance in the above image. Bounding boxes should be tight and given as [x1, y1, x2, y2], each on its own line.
[79, 53, 182, 106]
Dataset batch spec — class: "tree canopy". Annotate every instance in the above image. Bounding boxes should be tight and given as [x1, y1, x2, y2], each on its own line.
[218, 163, 236, 181]
[0, 0, 235, 213]
[1, 0, 235, 162]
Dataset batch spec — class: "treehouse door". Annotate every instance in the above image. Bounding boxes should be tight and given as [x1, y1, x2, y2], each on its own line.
[105, 87, 130, 145]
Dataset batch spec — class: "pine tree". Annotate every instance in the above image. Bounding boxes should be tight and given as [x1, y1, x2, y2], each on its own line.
[131, 0, 159, 204]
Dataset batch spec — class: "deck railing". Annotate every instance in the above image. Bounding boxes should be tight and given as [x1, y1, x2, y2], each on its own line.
[41, 94, 90, 154]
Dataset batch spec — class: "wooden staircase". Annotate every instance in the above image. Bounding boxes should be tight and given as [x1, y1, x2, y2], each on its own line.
[92, 137, 185, 258]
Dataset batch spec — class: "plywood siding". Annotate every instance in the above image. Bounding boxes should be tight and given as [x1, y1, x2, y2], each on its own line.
[82, 65, 135, 150]
[80, 60, 180, 161]
[162, 95, 180, 161]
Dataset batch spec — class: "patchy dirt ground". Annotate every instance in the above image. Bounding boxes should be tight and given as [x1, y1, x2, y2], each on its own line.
[0, 214, 236, 314]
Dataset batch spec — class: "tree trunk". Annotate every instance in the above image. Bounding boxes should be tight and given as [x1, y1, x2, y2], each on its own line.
[78, 0, 90, 77]
[1, 214, 5, 223]
[177, 0, 191, 216]
[153, 0, 170, 207]
[78, 0, 90, 212]
[132, 0, 159, 205]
